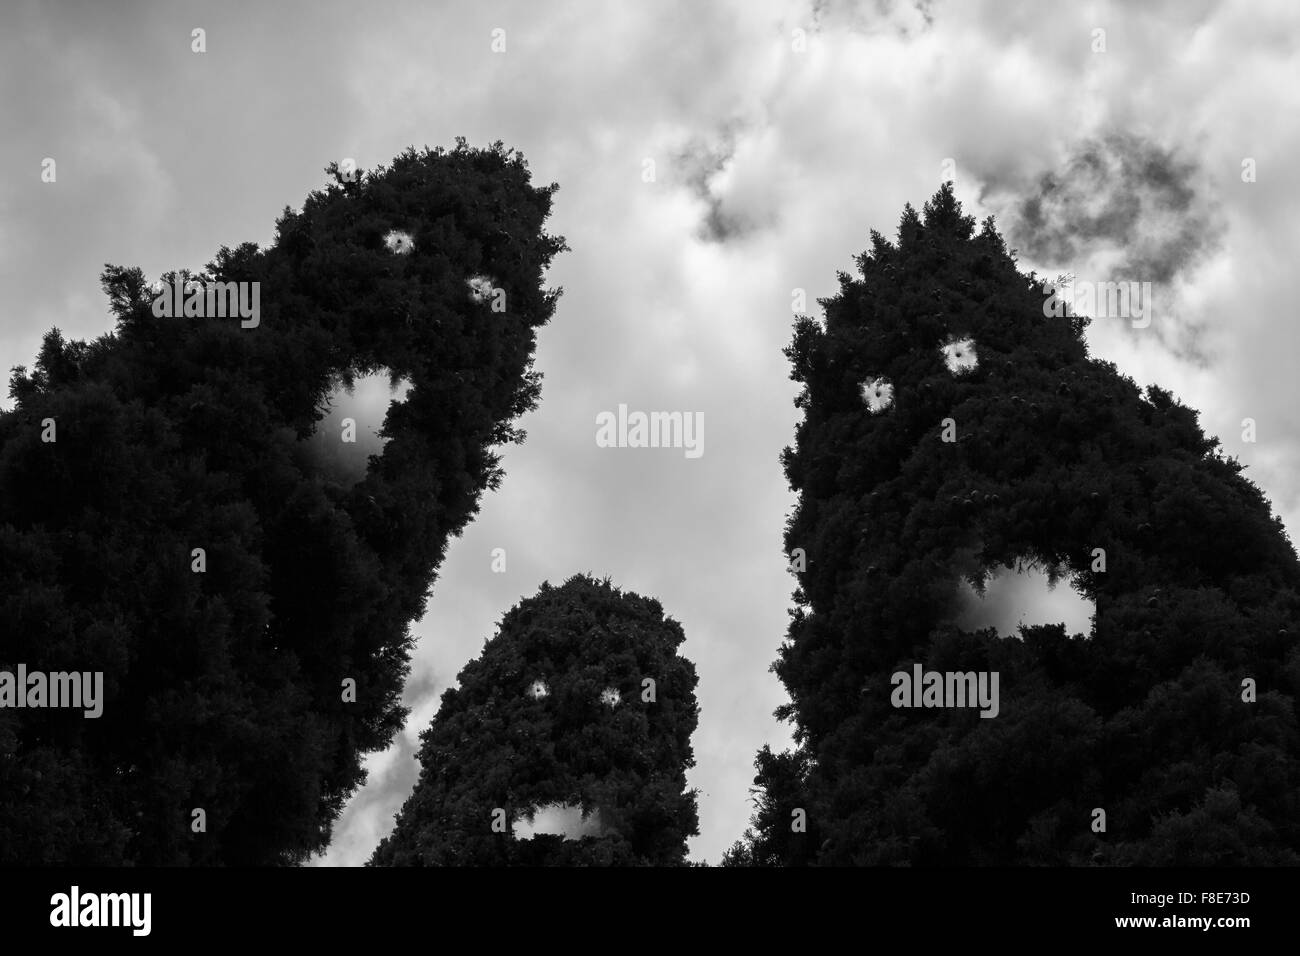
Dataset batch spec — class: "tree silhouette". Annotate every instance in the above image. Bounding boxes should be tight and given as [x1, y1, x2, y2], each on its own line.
[371, 575, 700, 866]
[0, 141, 566, 865]
[730, 183, 1300, 865]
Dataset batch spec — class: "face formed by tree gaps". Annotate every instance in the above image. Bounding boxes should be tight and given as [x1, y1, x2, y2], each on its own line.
[729, 182, 1300, 867]
[370, 575, 700, 867]
[0, 142, 567, 865]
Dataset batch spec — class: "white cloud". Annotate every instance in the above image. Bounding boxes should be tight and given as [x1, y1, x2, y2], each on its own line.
[955, 564, 1096, 640]
[513, 803, 612, 841]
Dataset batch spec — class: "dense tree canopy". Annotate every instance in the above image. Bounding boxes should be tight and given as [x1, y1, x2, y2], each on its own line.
[371, 575, 700, 866]
[0, 141, 566, 864]
[730, 183, 1300, 865]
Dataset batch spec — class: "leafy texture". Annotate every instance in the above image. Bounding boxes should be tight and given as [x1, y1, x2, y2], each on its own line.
[729, 183, 1300, 865]
[371, 575, 700, 866]
[0, 142, 566, 864]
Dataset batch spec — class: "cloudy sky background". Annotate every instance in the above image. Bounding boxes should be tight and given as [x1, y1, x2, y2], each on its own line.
[3, 0, 1298, 864]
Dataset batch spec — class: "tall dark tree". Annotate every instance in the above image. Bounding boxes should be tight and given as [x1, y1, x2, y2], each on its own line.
[0, 141, 567, 864]
[733, 183, 1300, 865]
[370, 575, 700, 866]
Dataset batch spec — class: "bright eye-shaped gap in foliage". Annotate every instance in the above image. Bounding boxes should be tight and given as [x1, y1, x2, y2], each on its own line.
[941, 336, 978, 374]
[302, 368, 413, 486]
[861, 377, 894, 414]
[953, 558, 1094, 639]
[526, 679, 549, 699]
[148, 273, 212, 295]
[383, 230, 415, 255]
[511, 804, 613, 841]
[466, 275, 496, 304]
[599, 687, 621, 708]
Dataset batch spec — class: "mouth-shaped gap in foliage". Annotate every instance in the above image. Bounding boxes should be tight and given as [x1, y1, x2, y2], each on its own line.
[302, 367, 413, 485]
[953, 557, 1095, 639]
[511, 803, 616, 841]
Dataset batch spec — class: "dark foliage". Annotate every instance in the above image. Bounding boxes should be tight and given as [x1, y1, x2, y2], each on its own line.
[370, 575, 700, 866]
[731, 183, 1300, 865]
[0, 141, 566, 864]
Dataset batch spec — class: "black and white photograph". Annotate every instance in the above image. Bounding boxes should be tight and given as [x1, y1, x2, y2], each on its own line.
[0, 0, 1294, 941]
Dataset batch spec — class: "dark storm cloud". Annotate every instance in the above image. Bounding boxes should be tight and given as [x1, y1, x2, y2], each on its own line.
[810, 0, 935, 36]
[672, 122, 769, 243]
[994, 132, 1219, 285]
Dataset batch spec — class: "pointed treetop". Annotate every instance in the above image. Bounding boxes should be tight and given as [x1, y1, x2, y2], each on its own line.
[897, 202, 923, 248]
[921, 181, 975, 240]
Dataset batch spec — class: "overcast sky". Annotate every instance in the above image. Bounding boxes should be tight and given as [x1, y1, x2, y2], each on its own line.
[4, 0, 1298, 864]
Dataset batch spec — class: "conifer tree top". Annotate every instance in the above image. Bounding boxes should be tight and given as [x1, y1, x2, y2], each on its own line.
[740, 184, 1300, 866]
